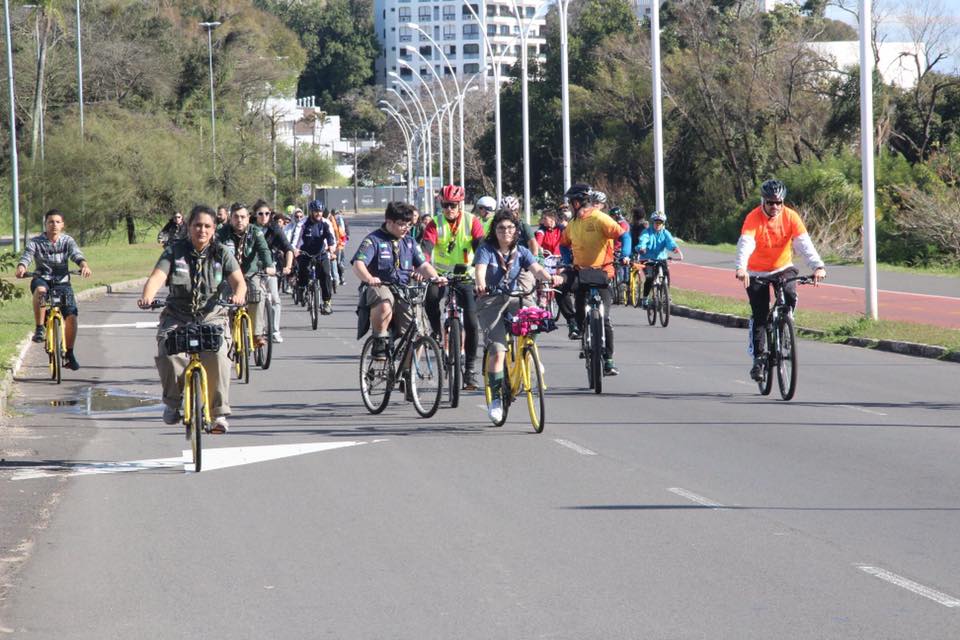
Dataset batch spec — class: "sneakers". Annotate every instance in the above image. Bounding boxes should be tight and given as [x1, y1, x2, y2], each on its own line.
[321, 300, 332, 315]
[371, 338, 389, 360]
[750, 356, 764, 381]
[567, 323, 581, 340]
[487, 397, 504, 423]
[64, 352, 80, 371]
[462, 368, 478, 390]
[603, 359, 619, 376]
[254, 335, 268, 348]
[272, 332, 284, 343]
[640, 297, 649, 308]
[210, 416, 229, 434]
[32, 327, 45, 343]
[162, 405, 181, 425]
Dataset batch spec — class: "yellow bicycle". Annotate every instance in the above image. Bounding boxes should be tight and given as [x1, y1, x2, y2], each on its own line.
[482, 301, 554, 433]
[229, 285, 258, 384]
[146, 300, 228, 473]
[628, 261, 643, 308]
[24, 270, 80, 384]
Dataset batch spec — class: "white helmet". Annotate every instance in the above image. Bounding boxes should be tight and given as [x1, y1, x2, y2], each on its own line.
[591, 190, 607, 205]
[476, 196, 497, 212]
[650, 211, 666, 223]
[499, 195, 521, 213]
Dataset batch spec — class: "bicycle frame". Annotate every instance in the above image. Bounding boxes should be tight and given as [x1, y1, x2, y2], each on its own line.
[503, 334, 542, 400]
[181, 355, 212, 426]
[231, 307, 255, 357]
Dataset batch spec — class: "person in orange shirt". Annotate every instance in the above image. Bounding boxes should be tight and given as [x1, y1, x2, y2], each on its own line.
[558, 182, 629, 376]
[735, 179, 827, 380]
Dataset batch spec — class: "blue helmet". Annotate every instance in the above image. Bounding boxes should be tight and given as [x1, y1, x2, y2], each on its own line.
[308, 199, 324, 212]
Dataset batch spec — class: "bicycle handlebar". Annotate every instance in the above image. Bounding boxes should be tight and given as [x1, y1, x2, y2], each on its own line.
[751, 274, 817, 286]
[21, 269, 84, 278]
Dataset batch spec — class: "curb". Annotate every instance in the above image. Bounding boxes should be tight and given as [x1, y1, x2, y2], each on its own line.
[0, 278, 147, 416]
[670, 304, 959, 363]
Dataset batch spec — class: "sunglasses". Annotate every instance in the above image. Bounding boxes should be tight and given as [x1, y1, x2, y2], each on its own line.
[763, 200, 784, 207]
[256, 210, 271, 216]
[441, 202, 458, 209]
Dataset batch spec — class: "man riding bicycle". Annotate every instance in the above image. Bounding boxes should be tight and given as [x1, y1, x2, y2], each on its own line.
[15, 209, 92, 371]
[352, 201, 443, 359]
[734, 179, 826, 381]
[635, 211, 683, 308]
[557, 182, 629, 376]
[422, 184, 485, 389]
[296, 200, 337, 315]
[217, 203, 276, 349]
[252, 200, 294, 343]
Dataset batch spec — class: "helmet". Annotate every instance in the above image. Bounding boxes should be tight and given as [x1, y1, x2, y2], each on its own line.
[499, 195, 521, 213]
[591, 190, 607, 205]
[650, 211, 666, 223]
[441, 184, 465, 203]
[760, 179, 786, 202]
[476, 195, 497, 211]
[609, 206, 624, 219]
[285, 205, 295, 215]
[308, 199, 324, 212]
[564, 182, 592, 203]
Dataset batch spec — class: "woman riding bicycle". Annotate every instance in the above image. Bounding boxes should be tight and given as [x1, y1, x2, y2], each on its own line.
[138, 205, 246, 433]
[474, 209, 563, 423]
[635, 211, 683, 308]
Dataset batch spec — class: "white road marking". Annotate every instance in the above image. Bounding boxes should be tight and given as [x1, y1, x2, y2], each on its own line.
[734, 380, 748, 385]
[78, 321, 159, 329]
[856, 564, 960, 608]
[553, 439, 597, 456]
[841, 405, 888, 416]
[667, 487, 727, 509]
[11, 440, 385, 479]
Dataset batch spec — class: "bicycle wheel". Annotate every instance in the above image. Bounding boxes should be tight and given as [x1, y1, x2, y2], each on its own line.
[582, 322, 595, 390]
[549, 293, 560, 322]
[776, 314, 798, 401]
[590, 310, 603, 395]
[259, 302, 274, 370]
[482, 344, 509, 427]
[445, 318, 462, 408]
[189, 371, 203, 472]
[307, 280, 321, 331]
[523, 345, 546, 433]
[410, 334, 443, 418]
[758, 329, 774, 396]
[239, 315, 251, 384]
[51, 317, 63, 384]
[646, 286, 657, 325]
[629, 272, 641, 308]
[658, 282, 671, 327]
[359, 335, 393, 414]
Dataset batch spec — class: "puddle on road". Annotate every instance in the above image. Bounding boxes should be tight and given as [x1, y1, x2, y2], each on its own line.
[17, 387, 162, 416]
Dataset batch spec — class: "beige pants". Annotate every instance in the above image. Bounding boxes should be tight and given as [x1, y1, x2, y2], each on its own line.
[364, 284, 414, 336]
[155, 312, 232, 417]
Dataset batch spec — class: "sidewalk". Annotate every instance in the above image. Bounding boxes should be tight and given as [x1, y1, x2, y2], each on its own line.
[677, 246, 960, 329]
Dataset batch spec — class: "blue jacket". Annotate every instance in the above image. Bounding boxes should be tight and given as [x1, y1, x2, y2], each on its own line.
[635, 228, 678, 260]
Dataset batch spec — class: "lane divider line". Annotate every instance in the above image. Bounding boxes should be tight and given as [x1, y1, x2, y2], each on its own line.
[553, 439, 597, 456]
[840, 405, 888, 416]
[855, 564, 960, 608]
[667, 487, 727, 509]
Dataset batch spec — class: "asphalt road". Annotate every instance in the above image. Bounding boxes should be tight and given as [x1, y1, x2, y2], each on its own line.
[1, 220, 958, 638]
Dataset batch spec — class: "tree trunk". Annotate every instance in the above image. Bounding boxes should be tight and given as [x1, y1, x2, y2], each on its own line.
[126, 214, 136, 244]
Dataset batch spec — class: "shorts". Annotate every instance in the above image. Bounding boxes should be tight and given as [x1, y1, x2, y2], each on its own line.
[364, 284, 414, 335]
[31, 278, 78, 317]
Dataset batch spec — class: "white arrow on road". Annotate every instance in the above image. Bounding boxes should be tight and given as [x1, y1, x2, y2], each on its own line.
[9, 440, 385, 480]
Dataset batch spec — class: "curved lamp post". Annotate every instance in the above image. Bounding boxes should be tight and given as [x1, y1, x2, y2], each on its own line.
[401, 45, 455, 186]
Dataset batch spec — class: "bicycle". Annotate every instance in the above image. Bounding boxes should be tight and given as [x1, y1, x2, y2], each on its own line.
[628, 261, 643, 308]
[358, 282, 444, 418]
[575, 268, 610, 394]
[751, 274, 814, 401]
[537, 254, 562, 321]
[144, 300, 229, 473]
[228, 287, 257, 384]
[437, 271, 474, 408]
[641, 259, 673, 327]
[481, 297, 554, 432]
[612, 257, 630, 306]
[250, 272, 274, 371]
[24, 270, 81, 384]
[300, 252, 330, 330]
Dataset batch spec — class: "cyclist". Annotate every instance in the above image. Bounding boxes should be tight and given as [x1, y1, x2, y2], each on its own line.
[295, 200, 337, 315]
[422, 185, 486, 389]
[557, 182, 628, 376]
[157, 212, 185, 247]
[629, 206, 649, 249]
[473, 195, 498, 234]
[253, 200, 294, 343]
[286, 206, 307, 249]
[352, 201, 444, 359]
[591, 190, 607, 212]
[217, 203, 276, 349]
[137, 205, 246, 433]
[324, 208, 346, 286]
[535, 209, 564, 257]
[334, 208, 349, 285]
[734, 179, 826, 381]
[15, 209, 92, 371]
[498, 195, 540, 255]
[215, 205, 229, 230]
[636, 211, 683, 308]
[608, 206, 632, 290]
[474, 209, 564, 422]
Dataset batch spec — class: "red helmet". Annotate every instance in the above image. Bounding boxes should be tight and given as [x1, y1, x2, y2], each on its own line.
[441, 184, 465, 203]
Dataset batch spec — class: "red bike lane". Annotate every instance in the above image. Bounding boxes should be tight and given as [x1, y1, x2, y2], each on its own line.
[671, 262, 960, 329]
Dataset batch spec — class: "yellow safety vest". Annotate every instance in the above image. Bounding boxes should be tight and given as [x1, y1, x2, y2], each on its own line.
[433, 212, 476, 272]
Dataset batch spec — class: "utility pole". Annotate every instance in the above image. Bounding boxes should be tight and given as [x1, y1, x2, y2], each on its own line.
[353, 132, 360, 215]
[3, 0, 20, 251]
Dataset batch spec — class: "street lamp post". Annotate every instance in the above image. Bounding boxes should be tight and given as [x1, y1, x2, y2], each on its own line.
[3, 0, 20, 251]
[398, 55, 448, 189]
[389, 75, 435, 211]
[558, 0, 571, 192]
[395, 64, 446, 196]
[199, 21, 221, 176]
[380, 103, 414, 202]
[387, 87, 427, 196]
[860, 0, 878, 320]
[650, 0, 665, 215]
[75, 0, 83, 138]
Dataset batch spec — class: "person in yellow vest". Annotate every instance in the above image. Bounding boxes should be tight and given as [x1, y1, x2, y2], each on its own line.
[422, 184, 486, 389]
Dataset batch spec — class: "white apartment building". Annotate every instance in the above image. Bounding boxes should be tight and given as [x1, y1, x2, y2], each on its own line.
[629, 0, 798, 21]
[374, 0, 547, 87]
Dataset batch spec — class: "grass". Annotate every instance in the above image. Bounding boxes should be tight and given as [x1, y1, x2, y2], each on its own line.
[671, 288, 960, 353]
[0, 238, 162, 370]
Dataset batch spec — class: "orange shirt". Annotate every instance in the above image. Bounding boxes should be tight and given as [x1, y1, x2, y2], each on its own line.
[560, 208, 624, 278]
[740, 205, 808, 272]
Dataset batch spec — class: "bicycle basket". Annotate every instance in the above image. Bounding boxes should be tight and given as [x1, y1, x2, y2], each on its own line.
[44, 291, 68, 307]
[164, 324, 224, 355]
[245, 287, 262, 304]
[542, 255, 560, 274]
[508, 306, 557, 336]
[400, 283, 428, 305]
